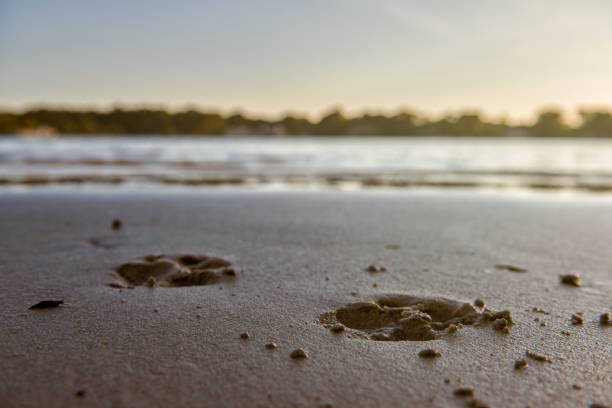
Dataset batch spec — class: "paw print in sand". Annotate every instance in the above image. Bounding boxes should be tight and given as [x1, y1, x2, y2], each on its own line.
[113, 253, 238, 287]
[319, 294, 513, 341]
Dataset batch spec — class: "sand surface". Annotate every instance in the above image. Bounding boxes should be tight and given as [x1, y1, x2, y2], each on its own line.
[0, 190, 610, 408]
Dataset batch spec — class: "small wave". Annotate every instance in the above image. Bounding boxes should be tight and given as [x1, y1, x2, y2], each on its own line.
[2, 173, 612, 193]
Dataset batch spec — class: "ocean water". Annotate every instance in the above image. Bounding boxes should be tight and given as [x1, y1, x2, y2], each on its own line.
[2, 136, 612, 193]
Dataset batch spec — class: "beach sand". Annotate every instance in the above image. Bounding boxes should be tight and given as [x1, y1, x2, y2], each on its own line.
[0, 190, 610, 407]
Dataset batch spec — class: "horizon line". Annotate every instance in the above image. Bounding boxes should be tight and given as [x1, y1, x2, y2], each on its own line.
[3, 102, 612, 125]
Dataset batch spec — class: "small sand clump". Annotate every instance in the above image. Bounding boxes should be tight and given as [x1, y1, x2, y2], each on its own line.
[240, 332, 249, 339]
[487, 310, 513, 334]
[366, 264, 380, 273]
[571, 314, 584, 326]
[290, 348, 308, 359]
[467, 399, 490, 408]
[418, 349, 442, 359]
[532, 307, 550, 315]
[600, 313, 611, 326]
[514, 359, 528, 370]
[492, 318, 510, 333]
[560, 274, 581, 287]
[265, 343, 277, 349]
[453, 388, 475, 398]
[474, 298, 485, 308]
[526, 350, 550, 363]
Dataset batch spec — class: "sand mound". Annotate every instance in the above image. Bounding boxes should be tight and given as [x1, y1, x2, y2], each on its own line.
[319, 294, 513, 341]
[114, 253, 236, 287]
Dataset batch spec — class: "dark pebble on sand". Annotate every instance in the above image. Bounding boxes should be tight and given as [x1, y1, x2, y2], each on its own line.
[111, 219, 122, 230]
[418, 349, 442, 359]
[222, 268, 237, 277]
[495, 264, 527, 273]
[29, 300, 63, 309]
[453, 388, 474, 398]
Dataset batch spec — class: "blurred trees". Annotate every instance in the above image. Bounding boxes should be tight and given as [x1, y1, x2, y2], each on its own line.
[528, 110, 569, 137]
[312, 110, 349, 135]
[1, 106, 612, 137]
[0, 113, 17, 133]
[577, 110, 612, 138]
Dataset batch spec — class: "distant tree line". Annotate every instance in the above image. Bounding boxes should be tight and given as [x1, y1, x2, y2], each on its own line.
[1, 107, 612, 137]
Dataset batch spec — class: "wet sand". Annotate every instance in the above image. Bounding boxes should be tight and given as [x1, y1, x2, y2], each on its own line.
[0, 190, 610, 407]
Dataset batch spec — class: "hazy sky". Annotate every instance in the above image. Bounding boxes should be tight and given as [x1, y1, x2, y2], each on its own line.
[1, 0, 611, 121]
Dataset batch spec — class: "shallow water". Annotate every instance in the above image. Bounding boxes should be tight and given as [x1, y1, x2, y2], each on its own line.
[2, 136, 612, 193]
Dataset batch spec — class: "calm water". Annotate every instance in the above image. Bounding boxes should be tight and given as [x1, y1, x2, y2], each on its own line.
[2, 136, 612, 193]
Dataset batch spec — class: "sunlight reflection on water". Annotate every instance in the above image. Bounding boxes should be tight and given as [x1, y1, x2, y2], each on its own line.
[2, 136, 612, 193]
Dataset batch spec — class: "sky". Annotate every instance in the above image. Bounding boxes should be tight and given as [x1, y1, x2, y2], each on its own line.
[1, 0, 612, 122]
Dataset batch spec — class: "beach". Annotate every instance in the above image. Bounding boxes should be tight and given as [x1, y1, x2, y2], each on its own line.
[0, 190, 610, 408]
